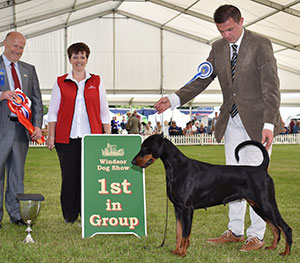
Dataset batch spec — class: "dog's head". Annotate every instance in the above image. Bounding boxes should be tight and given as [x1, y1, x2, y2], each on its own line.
[131, 134, 165, 168]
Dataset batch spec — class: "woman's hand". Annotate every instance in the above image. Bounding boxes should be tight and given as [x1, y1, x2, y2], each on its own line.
[47, 135, 55, 151]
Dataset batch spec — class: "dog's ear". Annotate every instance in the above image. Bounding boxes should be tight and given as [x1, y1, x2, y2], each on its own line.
[144, 134, 164, 159]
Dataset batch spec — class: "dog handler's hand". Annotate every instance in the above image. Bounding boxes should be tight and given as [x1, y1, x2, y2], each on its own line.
[154, 97, 171, 114]
[261, 129, 273, 151]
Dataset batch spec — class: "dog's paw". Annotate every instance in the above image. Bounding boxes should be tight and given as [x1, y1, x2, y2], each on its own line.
[265, 245, 276, 250]
[279, 251, 290, 257]
[171, 249, 186, 257]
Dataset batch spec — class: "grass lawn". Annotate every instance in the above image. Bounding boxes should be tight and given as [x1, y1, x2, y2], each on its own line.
[0, 144, 299, 263]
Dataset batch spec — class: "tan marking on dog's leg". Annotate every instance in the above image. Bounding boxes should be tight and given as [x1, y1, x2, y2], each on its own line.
[187, 233, 191, 248]
[179, 234, 191, 257]
[278, 226, 291, 256]
[172, 220, 182, 256]
[265, 221, 279, 250]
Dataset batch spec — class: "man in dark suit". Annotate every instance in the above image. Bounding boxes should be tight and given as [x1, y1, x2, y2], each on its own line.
[0, 32, 43, 227]
[155, 5, 281, 252]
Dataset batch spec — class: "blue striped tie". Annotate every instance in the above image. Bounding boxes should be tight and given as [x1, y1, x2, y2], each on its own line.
[230, 44, 238, 118]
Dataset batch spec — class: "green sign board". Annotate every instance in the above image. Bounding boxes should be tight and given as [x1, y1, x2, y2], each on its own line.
[82, 135, 147, 238]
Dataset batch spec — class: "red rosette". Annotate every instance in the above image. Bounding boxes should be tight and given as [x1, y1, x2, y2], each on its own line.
[8, 91, 45, 144]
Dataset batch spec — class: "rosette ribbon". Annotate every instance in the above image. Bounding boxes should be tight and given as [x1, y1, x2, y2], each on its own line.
[184, 61, 214, 86]
[7, 89, 45, 144]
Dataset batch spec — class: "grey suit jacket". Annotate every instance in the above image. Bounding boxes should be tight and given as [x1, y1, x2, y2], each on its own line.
[175, 29, 281, 142]
[0, 55, 43, 140]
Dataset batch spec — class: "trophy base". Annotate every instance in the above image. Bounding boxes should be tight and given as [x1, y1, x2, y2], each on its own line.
[23, 233, 35, 243]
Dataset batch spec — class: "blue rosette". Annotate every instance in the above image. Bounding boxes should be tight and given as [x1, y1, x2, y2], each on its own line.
[184, 61, 213, 86]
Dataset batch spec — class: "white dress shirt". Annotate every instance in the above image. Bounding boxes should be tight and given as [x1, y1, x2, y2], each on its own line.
[2, 54, 23, 91]
[1, 54, 24, 116]
[47, 72, 110, 138]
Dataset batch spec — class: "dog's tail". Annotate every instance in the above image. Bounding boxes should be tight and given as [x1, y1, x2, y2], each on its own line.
[235, 140, 269, 169]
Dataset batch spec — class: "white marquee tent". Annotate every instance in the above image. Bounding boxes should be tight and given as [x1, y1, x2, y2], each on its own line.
[1, 0, 300, 118]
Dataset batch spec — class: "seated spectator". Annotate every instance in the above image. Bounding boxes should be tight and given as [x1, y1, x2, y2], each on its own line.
[293, 120, 300, 133]
[280, 118, 289, 135]
[155, 121, 163, 134]
[148, 121, 153, 130]
[288, 120, 295, 134]
[169, 121, 181, 136]
[192, 121, 200, 133]
[163, 120, 169, 136]
[182, 121, 194, 136]
[143, 123, 154, 136]
[140, 122, 146, 135]
[198, 123, 208, 134]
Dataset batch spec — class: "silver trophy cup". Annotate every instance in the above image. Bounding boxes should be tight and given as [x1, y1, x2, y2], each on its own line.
[16, 193, 45, 243]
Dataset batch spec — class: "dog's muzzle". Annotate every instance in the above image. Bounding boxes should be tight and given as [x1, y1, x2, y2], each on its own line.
[132, 154, 156, 168]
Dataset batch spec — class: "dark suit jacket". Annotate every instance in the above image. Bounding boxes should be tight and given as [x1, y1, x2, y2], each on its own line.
[0, 55, 43, 140]
[175, 29, 281, 142]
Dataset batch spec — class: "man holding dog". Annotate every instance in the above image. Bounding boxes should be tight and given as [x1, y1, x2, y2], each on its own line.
[154, 4, 281, 252]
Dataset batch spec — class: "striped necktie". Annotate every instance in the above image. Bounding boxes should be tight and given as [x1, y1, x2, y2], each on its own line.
[231, 44, 238, 79]
[230, 44, 238, 118]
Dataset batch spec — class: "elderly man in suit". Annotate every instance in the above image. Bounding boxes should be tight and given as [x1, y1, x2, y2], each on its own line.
[0, 32, 43, 227]
[155, 5, 281, 252]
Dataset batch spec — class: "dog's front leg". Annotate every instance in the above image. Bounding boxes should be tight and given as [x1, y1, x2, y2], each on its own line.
[172, 207, 193, 257]
[172, 219, 183, 256]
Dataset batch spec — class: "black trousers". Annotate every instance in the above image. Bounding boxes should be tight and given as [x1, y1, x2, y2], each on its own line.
[55, 138, 81, 222]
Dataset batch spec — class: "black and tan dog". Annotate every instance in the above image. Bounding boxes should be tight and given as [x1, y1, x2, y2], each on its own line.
[132, 134, 292, 257]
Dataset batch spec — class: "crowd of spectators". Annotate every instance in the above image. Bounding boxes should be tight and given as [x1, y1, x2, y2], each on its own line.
[280, 119, 300, 134]
[110, 111, 211, 136]
[111, 111, 300, 137]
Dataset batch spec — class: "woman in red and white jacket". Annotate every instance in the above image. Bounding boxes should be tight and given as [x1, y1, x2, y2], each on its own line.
[47, 42, 110, 224]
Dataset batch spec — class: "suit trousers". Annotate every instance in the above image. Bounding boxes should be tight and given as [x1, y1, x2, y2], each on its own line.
[224, 114, 271, 240]
[0, 120, 29, 223]
[55, 138, 81, 222]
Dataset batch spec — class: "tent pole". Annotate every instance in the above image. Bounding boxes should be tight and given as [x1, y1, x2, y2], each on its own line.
[113, 11, 116, 93]
[160, 28, 164, 126]
[64, 27, 68, 73]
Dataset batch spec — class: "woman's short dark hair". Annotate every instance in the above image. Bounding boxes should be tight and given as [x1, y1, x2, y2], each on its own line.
[213, 5, 241, 24]
[67, 42, 90, 59]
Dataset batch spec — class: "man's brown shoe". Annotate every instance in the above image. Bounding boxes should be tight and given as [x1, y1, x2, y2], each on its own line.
[240, 236, 264, 252]
[207, 230, 244, 244]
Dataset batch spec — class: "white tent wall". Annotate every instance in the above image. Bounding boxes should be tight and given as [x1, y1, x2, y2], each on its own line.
[115, 16, 161, 92]
[68, 18, 114, 89]
[0, 11, 299, 119]
[278, 68, 300, 94]
[21, 30, 65, 90]
[163, 30, 213, 91]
